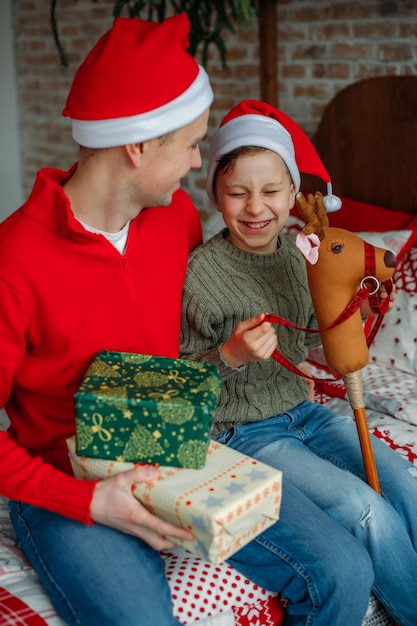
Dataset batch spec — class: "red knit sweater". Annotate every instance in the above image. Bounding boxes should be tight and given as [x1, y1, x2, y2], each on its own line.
[0, 165, 202, 523]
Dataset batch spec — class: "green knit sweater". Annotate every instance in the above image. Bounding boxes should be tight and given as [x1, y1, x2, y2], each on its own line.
[180, 229, 321, 435]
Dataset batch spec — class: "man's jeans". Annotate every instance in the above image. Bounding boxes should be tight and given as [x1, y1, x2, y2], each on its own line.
[10, 500, 181, 626]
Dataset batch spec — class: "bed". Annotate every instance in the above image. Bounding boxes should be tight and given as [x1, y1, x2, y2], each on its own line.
[1, 75, 416, 626]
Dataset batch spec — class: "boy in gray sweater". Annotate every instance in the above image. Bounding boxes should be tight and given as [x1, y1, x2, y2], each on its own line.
[180, 100, 417, 626]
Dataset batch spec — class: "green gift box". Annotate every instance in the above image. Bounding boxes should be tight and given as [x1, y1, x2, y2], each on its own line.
[74, 351, 222, 468]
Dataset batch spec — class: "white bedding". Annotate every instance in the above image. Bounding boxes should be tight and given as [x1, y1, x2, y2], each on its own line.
[308, 360, 417, 466]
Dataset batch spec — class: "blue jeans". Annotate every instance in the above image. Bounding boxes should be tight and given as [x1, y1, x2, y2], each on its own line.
[214, 400, 417, 626]
[10, 478, 372, 626]
[9, 501, 181, 626]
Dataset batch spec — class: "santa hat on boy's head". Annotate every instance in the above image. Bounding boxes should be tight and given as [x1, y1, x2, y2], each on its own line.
[62, 14, 213, 148]
[206, 99, 341, 212]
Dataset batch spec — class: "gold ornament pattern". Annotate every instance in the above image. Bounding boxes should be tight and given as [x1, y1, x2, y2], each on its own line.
[122, 424, 165, 462]
[157, 403, 195, 425]
[89, 360, 122, 378]
[75, 351, 222, 467]
[177, 440, 208, 468]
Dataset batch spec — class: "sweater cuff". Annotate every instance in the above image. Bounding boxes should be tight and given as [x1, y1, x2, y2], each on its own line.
[219, 344, 247, 372]
[45, 472, 98, 525]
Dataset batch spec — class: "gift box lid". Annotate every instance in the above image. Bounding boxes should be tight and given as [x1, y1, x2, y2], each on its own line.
[74, 351, 222, 467]
[75, 351, 221, 411]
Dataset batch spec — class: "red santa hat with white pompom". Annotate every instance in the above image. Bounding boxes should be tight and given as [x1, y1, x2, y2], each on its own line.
[206, 99, 341, 213]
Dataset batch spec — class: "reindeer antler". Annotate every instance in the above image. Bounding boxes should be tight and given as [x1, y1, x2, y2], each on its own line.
[296, 192, 329, 241]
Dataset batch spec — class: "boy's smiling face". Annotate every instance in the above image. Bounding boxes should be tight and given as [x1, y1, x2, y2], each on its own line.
[215, 149, 296, 254]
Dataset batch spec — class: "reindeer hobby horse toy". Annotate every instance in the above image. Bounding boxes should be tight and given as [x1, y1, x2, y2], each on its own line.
[278, 192, 396, 493]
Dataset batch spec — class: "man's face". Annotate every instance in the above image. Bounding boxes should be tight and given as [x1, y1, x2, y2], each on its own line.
[136, 108, 209, 208]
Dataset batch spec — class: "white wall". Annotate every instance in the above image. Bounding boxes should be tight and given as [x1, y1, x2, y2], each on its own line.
[0, 0, 23, 222]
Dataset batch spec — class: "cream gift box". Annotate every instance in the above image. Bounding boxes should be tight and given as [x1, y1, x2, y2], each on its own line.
[67, 437, 282, 564]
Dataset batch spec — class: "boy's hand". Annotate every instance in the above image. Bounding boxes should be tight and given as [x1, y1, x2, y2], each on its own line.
[221, 313, 278, 368]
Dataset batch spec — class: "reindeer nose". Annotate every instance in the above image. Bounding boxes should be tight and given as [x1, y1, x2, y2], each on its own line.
[384, 250, 396, 268]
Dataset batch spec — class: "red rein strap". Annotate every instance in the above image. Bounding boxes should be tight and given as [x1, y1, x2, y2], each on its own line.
[363, 242, 394, 344]
[265, 241, 393, 382]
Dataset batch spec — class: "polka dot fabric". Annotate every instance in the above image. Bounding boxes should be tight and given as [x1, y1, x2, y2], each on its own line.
[361, 360, 417, 428]
[369, 244, 417, 376]
[163, 548, 285, 625]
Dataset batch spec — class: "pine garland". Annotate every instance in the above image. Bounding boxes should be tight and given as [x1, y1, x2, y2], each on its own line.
[50, 0, 260, 68]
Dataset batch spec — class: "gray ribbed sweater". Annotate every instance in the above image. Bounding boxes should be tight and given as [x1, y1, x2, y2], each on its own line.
[180, 229, 321, 435]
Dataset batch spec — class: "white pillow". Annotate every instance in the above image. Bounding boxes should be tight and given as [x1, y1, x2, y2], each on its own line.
[369, 244, 417, 375]
[357, 229, 415, 258]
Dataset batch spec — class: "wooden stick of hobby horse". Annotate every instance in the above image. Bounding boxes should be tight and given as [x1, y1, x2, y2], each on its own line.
[344, 375, 400, 624]
[343, 370, 381, 494]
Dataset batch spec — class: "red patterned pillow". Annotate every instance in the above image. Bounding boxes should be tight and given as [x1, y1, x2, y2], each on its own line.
[163, 548, 285, 625]
[0, 536, 285, 626]
[372, 426, 417, 465]
[0, 587, 49, 625]
[0, 530, 64, 625]
[0, 527, 285, 626]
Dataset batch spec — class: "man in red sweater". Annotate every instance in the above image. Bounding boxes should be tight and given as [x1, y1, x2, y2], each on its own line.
[0, 14, 212, 625]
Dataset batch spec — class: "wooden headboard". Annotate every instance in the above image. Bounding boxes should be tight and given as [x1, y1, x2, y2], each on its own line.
[301, 76, 417, 215]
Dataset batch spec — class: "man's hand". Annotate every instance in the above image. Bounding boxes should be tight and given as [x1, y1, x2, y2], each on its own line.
[90, 465, 193, 551]
[221, 313, 278, 369]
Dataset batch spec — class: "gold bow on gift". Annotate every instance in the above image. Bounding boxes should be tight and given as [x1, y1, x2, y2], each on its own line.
[167, 369, 187, 384]
[149, 389, 180, 402]
[91, 413, 112, 441]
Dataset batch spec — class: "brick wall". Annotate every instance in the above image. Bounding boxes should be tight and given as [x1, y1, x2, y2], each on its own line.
[11, 0, 417, 219]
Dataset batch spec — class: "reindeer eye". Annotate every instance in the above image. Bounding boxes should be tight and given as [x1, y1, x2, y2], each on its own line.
[331, 243, 344, 254]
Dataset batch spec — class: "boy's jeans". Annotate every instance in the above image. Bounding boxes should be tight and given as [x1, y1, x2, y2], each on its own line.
[215, 400, 417, 626]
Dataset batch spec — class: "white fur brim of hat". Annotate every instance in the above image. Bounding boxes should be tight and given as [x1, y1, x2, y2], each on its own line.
[71, 65, 213, 149]
[206, 114, 301, 204]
